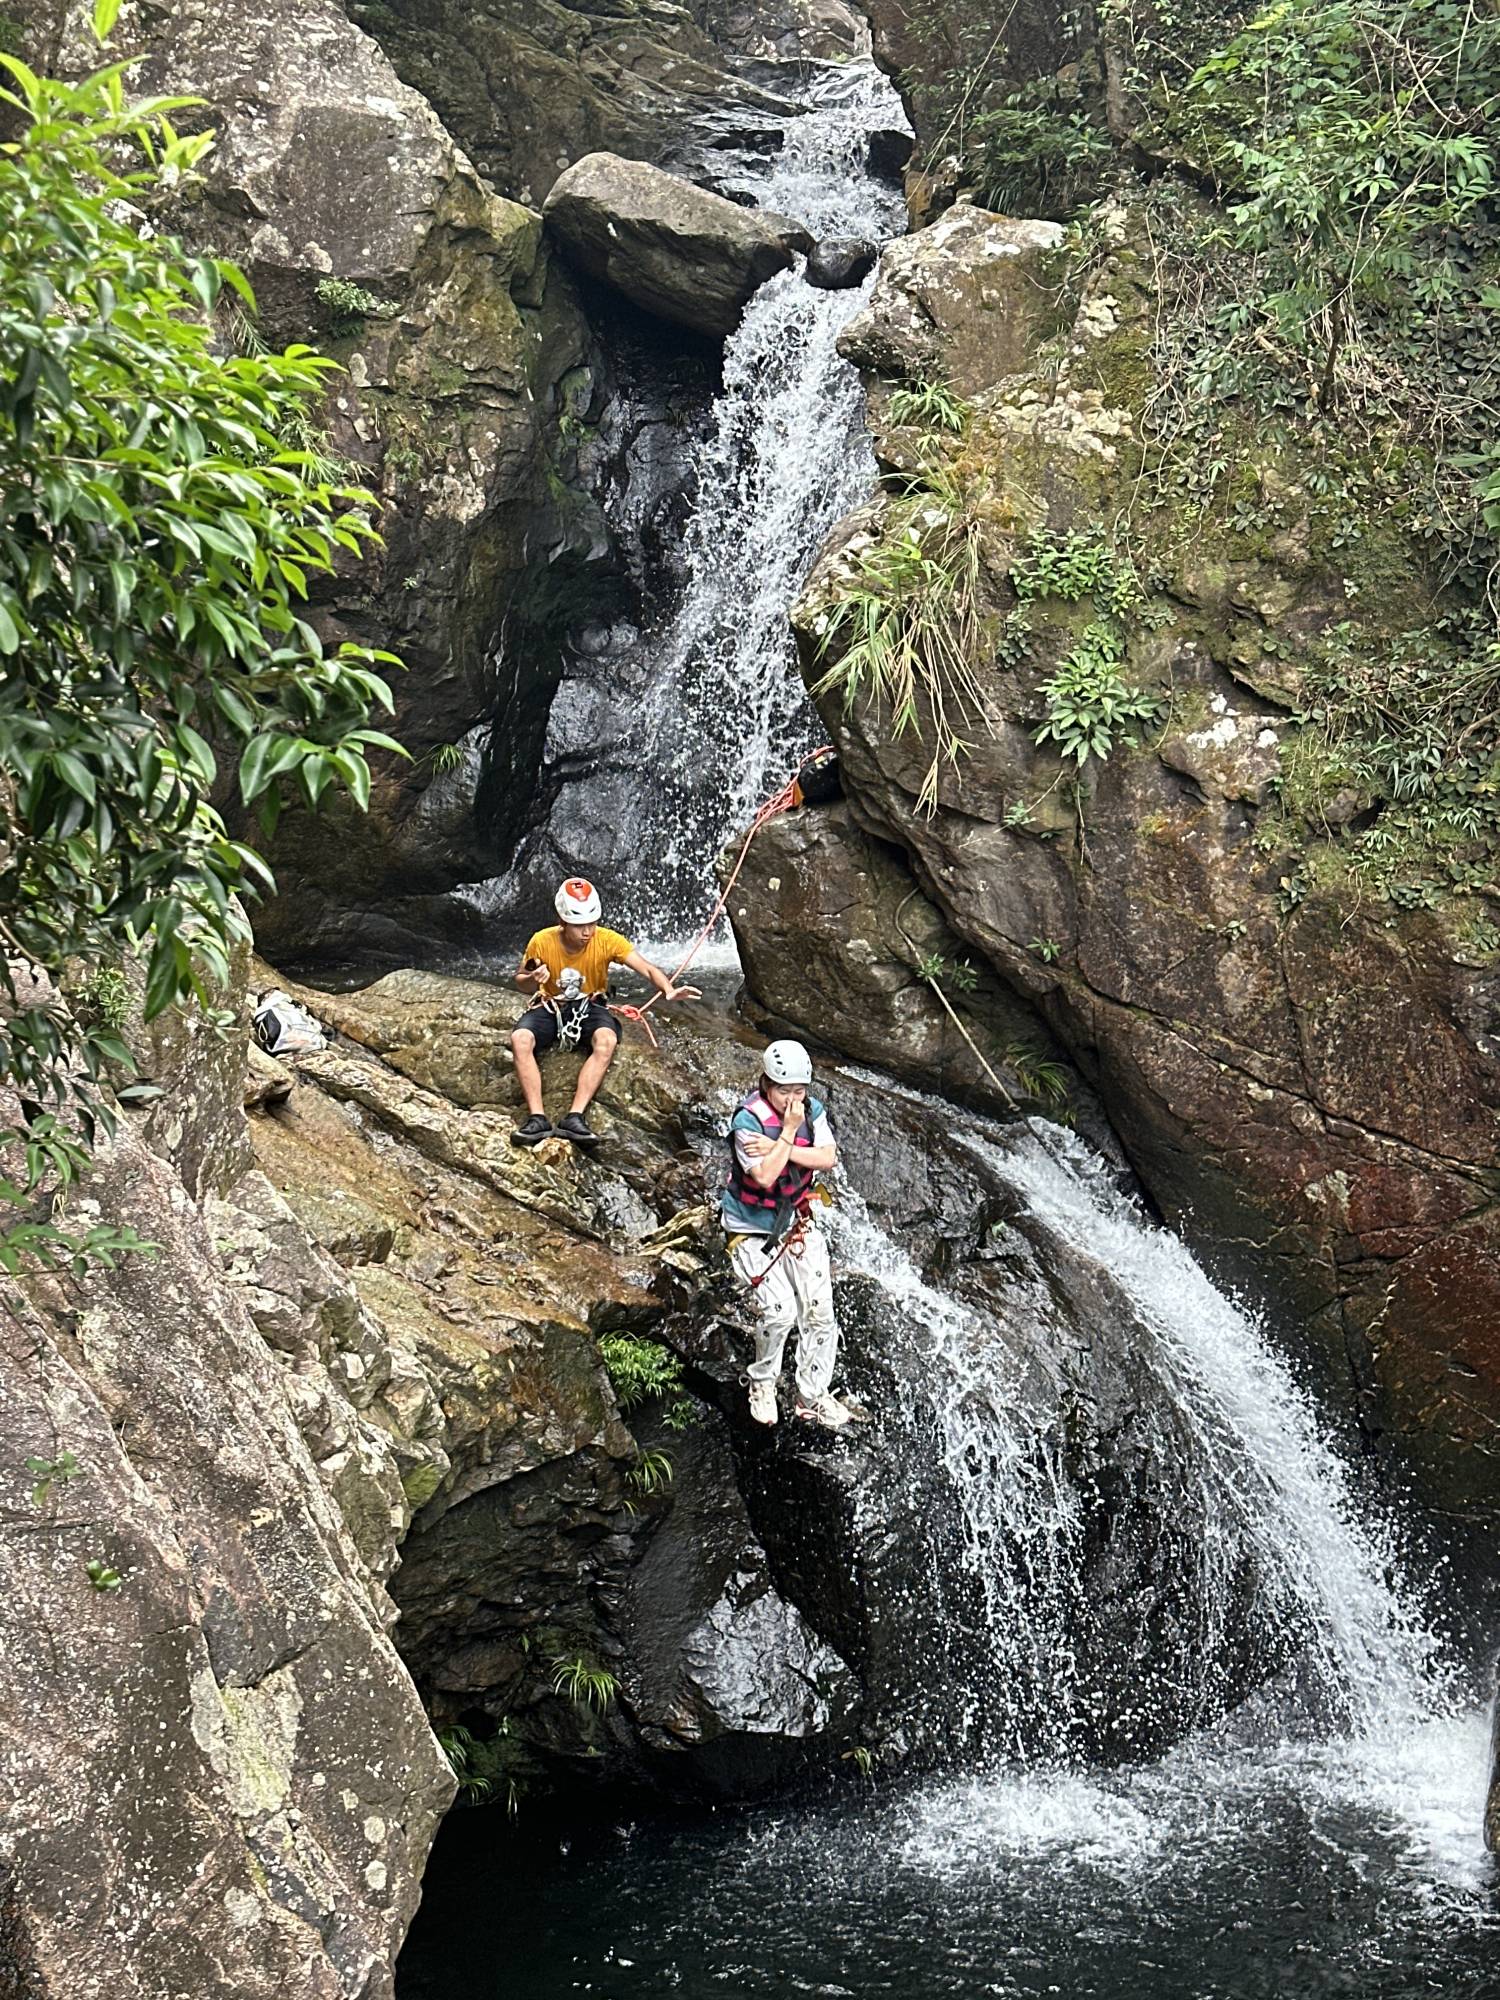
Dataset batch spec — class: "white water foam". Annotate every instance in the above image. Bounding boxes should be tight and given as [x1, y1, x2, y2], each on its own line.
[980, 1124, 1444, 1739]
[826, 1091, 1480, 1882]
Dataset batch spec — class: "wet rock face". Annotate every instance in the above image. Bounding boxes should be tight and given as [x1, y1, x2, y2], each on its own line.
[339, 0, 808, 209]
[726, 796, 1076, 1120]
[19, 0, 611, 969]
[245, 966, 860, 1803]
[793, 196, 1500, 1516]
[545, 152, 812, 338]
[672, 1076, 1284, 1765]
[806, 236, 879, 289]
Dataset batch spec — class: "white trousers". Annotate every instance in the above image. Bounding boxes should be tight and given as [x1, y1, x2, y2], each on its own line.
[730, 1225, 839, 1402]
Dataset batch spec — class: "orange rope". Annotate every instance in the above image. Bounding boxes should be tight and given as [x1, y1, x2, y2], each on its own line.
[610, 749, 830, 1040]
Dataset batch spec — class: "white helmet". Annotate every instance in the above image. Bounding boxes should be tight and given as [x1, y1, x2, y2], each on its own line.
[762, 1039, 813, 1086]
[555, 876, 602, 924]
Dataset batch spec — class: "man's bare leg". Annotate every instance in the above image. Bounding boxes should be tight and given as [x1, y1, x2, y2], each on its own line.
[569, 1027, 618, 1115]
[511, 1029, 546, 1116]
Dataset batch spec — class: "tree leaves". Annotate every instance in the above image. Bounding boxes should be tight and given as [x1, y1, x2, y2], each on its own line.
[0, 55, 408, 1271]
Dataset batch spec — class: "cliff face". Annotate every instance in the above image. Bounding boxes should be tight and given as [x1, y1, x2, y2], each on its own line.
[784, 199, 1500, 1520]
[0, 959, 453, 2000]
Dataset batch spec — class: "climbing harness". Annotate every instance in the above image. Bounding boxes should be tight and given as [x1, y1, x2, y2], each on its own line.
[547, 996, 590, 1051]
[725, 1186, 834, 1289]
[609, 748, 836, 1048]
[546, 966, 593, 1050]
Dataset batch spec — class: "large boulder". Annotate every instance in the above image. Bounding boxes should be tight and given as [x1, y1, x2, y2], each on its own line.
[806, 236, 879, 290]
[0, 1099, 452, 2000]
[725, 795, 1078, 1118]
[544, 152, 812, 337]
[794, 197, 1500, 1517]
[838, 204, 1066, 392]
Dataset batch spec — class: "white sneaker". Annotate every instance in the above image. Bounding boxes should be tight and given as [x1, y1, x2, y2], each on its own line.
[748, 1380, 779, 1426]
[794, 1393, 853, 1430]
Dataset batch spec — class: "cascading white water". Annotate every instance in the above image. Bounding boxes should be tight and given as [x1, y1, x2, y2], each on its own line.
[828, 1073, 1457, 1758]
[622, 63, 909, 940]
[980, 1125, 1443, 1740]
[824, 1088, 1479, 1880]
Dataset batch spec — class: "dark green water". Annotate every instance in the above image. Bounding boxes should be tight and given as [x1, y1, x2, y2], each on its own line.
[398, 1717, 1500, 2000]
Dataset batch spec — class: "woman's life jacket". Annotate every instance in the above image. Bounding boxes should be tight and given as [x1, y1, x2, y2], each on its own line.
[722, 1089, 825, 1238]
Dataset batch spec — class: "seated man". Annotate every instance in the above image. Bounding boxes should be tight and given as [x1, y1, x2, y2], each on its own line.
[722, 1038, 856, 1430]
[510, 877, 698, 1149]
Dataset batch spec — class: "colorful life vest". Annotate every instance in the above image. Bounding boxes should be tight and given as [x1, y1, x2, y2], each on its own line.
[725, 1089, 821, 1218]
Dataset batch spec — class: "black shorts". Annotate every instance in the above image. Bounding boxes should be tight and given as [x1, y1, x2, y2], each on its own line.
[514, 1000, 615, 1054]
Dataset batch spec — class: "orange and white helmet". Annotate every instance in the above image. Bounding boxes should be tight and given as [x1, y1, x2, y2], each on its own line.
[555, 876, 602, 924]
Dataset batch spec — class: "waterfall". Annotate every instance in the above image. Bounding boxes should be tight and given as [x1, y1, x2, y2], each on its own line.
[513, 59, 909, 949]
[828, 1095, 1454, 1773]
[623, 63, 907, 941]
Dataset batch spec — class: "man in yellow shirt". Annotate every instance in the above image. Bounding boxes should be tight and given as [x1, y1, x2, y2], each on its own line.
[511, 877, 699, 1149]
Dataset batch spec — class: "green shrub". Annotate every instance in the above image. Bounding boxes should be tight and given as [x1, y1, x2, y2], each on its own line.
[598, 1333, 686, 1413]
[1033, 623, 1163, 765]
[550, 1655, 617, 1713]
[887, 377, 969, 434]
[314, 276, 400, 337]
[811, 476, 993, 814]
[0, 32, 404, 1270]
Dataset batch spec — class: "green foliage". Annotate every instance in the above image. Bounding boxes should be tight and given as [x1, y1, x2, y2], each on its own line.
[438, 1723, 521, 1812]
[314, 276, 400, 337]
[917, 951, 978, 993]
[1028, 937, 1061, 964]
[84, 1556, 121, 1591]
[1012, 530, 1162, 764]
[887, 377, 969, 434]
[1001, 1043, 1072, 1106]
[429, 741, 465, 774]
[27, 1449, 78, 1512]
[1175, 0, 1498, 415]
[1010, 529, 1144, 616]
[0, 53, 405, 1267]
[550, 1655, 617, 1713]
[969, 76, 1115, 218]
[842, 1745, 875, 1778]
[72, 960, 132, 1033]
[625, 1448, 673, 1498]
[1034, 622, 1163, 764]
[811, 482, 993, 813]
[597, 1333, 686, 1413]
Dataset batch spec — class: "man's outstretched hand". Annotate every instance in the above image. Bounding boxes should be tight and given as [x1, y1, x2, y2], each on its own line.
[662, 982, 701, 1003]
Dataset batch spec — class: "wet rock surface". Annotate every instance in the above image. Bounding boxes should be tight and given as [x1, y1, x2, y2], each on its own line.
[806, 236, 879, 289]
[726, 796, 1078, 1120]
[545, 152, 812, 338]
[17, 0, 612, 969]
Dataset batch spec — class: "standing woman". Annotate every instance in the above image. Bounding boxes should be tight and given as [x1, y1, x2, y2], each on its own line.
[721, 1039, 857, 1429]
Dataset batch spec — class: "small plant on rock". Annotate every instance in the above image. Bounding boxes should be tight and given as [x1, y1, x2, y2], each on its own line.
[887, 376, 969, 434]
[1033, 624, 1163, 765]
[625, 1449, 674, 1501]
[812, 491, 994, 814]
[314, 276, 400, 338]
[600, 1328, 692, 1424]
[550, 1655, 618, 1714]
[27, 1450, 79, 1513]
